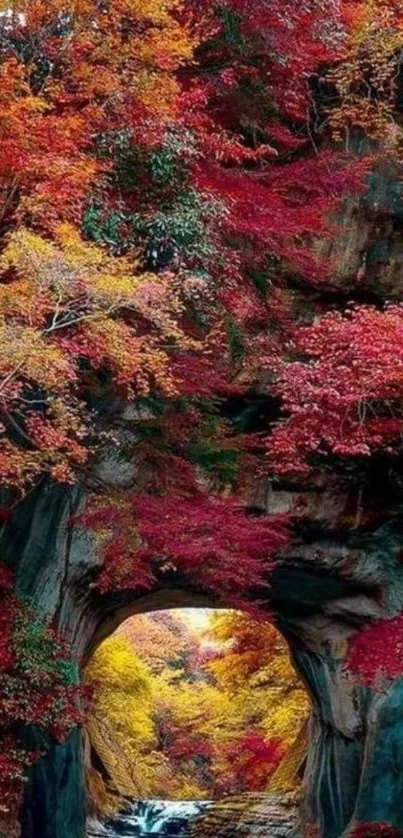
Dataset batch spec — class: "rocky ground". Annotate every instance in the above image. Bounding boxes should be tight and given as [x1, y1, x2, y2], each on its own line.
[86, 795, 300, 837]
[190, 794, 300, 838]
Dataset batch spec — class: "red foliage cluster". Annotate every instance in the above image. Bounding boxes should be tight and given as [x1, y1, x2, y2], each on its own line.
[223, 732, 285, 790]
[346, 615, 403, 687]
[349, 824, 402, 837]
[163, 727, 214, 765]
[268, 306, 403, 477]
[0, 564, 84, 812]
[185, 0, 370, 294]
[82, 495, 289, 606]
[196, 154, 369, 284]
[193, 0, 344, 125]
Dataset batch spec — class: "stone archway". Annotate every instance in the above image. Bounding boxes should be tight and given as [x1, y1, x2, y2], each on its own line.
[0, 482, 230, 838]
[3, 480, 403, 838]
[84, 604, 307, 838]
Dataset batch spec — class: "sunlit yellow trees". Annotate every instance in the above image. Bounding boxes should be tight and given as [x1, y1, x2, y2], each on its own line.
[204, 612, 309, 794]
[0, 223, 194, 486]
[85, 636, 157, 802]
[85, 611, 310, 806]
[207, 612, 309, 744]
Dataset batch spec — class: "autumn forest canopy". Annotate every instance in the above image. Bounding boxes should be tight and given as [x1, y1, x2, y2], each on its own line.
[3, 0, 403, 834]
[85, 609, 308, 807]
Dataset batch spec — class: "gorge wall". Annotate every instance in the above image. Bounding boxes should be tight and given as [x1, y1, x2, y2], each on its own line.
[5, 163, 403, 838]
[1, 3, 403, 838]
[4, 463, 403, 838]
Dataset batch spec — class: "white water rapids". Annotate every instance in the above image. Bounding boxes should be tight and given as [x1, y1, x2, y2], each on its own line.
[88, 800, 211, 837]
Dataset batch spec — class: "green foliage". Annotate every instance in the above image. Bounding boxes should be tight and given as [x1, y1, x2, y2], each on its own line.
[148, 129, 200, 188]
[84, 129, 212, 262]
[14, 608, 79, 687]
[131, 190, 226, 265]
[225, 316, 246, 364]
[248, 268, 270, 299]
[217, 6, 246, 53]
[189, 440, 239, 483]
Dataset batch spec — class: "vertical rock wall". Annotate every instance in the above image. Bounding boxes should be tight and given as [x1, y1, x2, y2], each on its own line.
[5, 479, 403, 837]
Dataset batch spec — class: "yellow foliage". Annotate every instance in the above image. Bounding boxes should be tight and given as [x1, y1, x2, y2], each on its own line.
[0, 225, 143, 316]
[269, 723, 308, 794]
[332, 1, 403, 148]
[0, 222, 195, 486]
[206, 612, 310, 767]
[0, 0, 197, 116]
[87, 635, 152, 697]
[84, 613, 310, 806]
[0, 320, 73, 388]
[85, 637, 161, 803]
[0, 226, 189, 352]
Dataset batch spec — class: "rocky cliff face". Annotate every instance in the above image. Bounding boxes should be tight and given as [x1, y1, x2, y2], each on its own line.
[0, 480, 223, 838]
[269, 486, 403, 837]
[4, 179, 403, 838]
[3, 468, 403, 838]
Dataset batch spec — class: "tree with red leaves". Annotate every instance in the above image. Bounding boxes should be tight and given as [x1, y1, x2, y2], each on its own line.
[0, 564, 84, 812]
[346, 615, 403, 687]
[349, 824, 402, 837]
[81, 494, 289, 605]
[268, 306, 403, 478]
[3, 0, 403, 831]
[224, 733, 285, 791]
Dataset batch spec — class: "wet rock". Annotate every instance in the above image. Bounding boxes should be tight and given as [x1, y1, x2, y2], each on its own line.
[190, 794, 300, 838]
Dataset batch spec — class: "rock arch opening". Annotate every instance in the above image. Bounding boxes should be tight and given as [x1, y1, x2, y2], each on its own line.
[84, 607, 309, 837]
[4, 485, 403, 838]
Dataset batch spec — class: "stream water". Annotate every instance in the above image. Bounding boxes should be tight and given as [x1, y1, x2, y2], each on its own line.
[87, 800, 211, 837]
